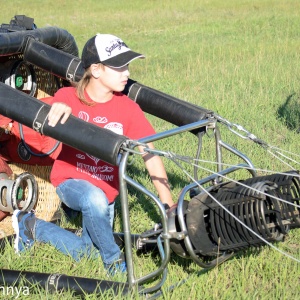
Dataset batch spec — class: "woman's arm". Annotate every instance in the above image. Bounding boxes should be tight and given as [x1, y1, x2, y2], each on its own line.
[138, 142, 174, 207]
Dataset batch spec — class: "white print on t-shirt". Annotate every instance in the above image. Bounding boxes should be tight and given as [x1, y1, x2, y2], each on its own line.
[76, 162, 113, 173]
[78, 111, 89, 122]
[76, 162, 114, 181]
[75, 144, 115, 182]
[86, 153, 100, 165]
[93, 116, 108, 123]
[104, 122, 123, 135]
[78, 111, 108, 124]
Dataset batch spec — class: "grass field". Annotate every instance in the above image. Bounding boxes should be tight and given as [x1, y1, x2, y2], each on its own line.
[0, 0, 300, 299]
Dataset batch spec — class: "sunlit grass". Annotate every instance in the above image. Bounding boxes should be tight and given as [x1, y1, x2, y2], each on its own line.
[0, 0, 300, 299]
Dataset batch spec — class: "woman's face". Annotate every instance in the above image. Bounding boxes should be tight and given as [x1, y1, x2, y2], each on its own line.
[98, 64, 130, 92]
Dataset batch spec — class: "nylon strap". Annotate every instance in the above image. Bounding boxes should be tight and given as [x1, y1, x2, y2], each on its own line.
[66, 57, 81, 81]
[32, 104, 49, 134]
[127, 82, 142, 102]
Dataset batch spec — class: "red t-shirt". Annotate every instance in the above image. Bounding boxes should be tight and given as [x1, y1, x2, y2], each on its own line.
[50, 87, 155, 203]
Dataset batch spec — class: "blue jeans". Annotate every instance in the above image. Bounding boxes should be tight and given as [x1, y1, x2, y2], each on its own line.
[34, 179, 120, 265]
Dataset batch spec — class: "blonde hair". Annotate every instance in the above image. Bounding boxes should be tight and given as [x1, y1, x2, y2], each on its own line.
[75, 63, 104, 106]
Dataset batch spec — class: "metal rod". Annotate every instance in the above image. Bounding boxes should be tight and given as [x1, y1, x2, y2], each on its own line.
[118, 151, 136, 288]
[138, 119, 215, 144]
[122, 174, 171, 288]
[219, 140, 256, 171]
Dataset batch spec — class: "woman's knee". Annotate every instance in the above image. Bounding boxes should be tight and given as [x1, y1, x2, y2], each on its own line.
[57, 180, 108, 213]
[81, 186, 109, 215]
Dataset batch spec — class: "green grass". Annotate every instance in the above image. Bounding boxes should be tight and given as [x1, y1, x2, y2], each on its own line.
[1, 0, 300, 299]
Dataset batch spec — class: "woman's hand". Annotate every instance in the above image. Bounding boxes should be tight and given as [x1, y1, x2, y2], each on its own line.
[48, 102, 72, 127]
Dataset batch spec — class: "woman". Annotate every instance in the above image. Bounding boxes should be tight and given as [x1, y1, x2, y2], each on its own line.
[13, 33, 174, 275]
